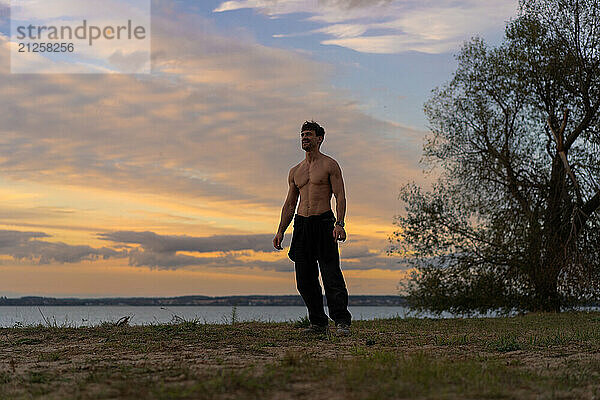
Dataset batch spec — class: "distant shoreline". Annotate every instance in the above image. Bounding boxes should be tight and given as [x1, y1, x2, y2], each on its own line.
[0, 295, 407, 307]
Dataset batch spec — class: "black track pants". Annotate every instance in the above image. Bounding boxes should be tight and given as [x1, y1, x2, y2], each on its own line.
[288, 210, 352, 326]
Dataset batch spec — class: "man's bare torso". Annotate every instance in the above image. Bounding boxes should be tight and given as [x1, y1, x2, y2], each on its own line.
[291, 155, 336, 217]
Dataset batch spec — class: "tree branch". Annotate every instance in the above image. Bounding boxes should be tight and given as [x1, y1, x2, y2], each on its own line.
[564, 96, 600, 150]
[547, 110, 584, 205]
[572, 190, 600, 237]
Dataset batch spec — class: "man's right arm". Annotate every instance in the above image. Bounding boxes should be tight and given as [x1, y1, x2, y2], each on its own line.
[277, 168, 299, 235]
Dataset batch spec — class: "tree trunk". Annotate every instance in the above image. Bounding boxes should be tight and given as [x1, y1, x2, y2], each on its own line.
[532, 270, 561, 312]
[537, 154, 571, 312]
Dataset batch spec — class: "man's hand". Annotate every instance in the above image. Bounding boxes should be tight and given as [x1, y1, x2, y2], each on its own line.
[273, 232, 284, 250]
[333, 225, 346, 242]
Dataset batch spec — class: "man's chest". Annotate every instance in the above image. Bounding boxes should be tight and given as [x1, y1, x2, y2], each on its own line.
[294, 163, 330, 189]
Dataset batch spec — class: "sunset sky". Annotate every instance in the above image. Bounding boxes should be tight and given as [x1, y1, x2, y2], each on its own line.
[0, 0, 518, 297]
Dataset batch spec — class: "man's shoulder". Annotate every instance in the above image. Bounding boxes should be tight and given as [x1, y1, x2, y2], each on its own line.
[288, 161, 303, 178]
[290, 160, 304, 171]
[322, 154, 340, 170]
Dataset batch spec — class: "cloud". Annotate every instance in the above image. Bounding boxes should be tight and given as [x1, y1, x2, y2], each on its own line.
[0, 229, 124, 264]
[126, 247, 238, 269]
[98, 230, 408, 272]
[321, 35, 460, 54]
[340, 244, 373, 259]
[0, 230, 50, 246]
[98, 230, 289, 269]
[98, 231, 276, 253]
[215, 0, 518, 54]
[0, 228, 408, 273]
[322, 0, 395, 10]
[0, 228, 282, 268]
[213, 0, 393, 14]
[107, 50, 150, 72]
[314, 23, 368, 39]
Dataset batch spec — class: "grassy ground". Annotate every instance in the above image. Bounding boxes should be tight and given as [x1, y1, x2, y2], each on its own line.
[1, 312, 600, 399]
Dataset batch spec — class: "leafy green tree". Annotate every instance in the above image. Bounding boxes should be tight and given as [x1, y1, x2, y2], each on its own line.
[390, 0, 600, 314]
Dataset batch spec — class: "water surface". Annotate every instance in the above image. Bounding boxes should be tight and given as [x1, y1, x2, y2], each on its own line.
[0, 305, 430, 327]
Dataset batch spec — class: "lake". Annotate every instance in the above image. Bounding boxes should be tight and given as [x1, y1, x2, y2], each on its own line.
[0, 305, 461, 327]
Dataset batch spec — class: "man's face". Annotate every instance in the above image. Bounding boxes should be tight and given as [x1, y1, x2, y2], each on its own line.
[301, 130, 321, 151]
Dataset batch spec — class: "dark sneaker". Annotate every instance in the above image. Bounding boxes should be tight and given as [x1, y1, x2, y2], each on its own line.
[302, 324, 328, 334]
[335, 323, 350, 336]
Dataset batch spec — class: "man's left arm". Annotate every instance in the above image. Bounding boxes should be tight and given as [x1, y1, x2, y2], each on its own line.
[330, 160, 346, 241]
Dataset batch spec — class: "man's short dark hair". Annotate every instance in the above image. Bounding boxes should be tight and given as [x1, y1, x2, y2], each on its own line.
[301, 120, 325, 137]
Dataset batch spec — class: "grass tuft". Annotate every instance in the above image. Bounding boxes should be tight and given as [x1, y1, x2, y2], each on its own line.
[37, 351, 62, 362]
[292, 314, 311, 328]
[491, 334, 522, 352]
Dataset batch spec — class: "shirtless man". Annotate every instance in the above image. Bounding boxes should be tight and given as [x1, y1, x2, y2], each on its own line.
[273, 120, 352, 336]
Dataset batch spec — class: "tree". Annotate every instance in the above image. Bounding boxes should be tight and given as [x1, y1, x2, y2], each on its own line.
[390, 0, 600, 314]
